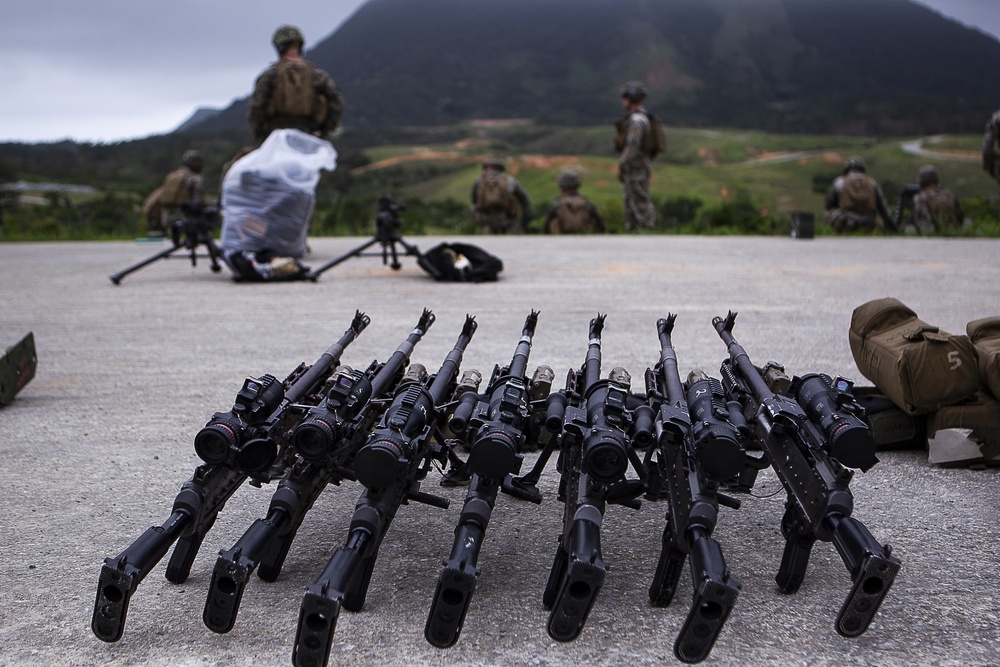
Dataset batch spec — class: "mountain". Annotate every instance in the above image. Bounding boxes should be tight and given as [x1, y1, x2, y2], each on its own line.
[186, 0, 1000, 136]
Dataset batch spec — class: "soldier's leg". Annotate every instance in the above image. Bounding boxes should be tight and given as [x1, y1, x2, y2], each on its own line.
[622, 168, 655, 231]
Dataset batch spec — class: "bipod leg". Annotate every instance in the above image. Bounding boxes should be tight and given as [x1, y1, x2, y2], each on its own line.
[204, 236, 226, 273]
[305, 238, 380, 282]
[109, 241, 183, 284]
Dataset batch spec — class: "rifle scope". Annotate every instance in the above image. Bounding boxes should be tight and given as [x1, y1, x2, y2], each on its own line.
[194, 374, 283, 467]
[790, 373, 877, 471]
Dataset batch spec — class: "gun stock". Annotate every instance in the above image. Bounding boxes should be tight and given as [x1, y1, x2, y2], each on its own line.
[293, 316, 477, 667]
[713, 311, 899, 638]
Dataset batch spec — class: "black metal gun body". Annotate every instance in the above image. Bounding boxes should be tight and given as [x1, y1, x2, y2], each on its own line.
[640, 315, 746, 663]
[203, 310, 435, 634]
[539, 315, 644, 643]
[91, 311, 369, 643]
[425, 311, 545, 648]
[293, 316, 477, 667]
[713, 311, 899, 638]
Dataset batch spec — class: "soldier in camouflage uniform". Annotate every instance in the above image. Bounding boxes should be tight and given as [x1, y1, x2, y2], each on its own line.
[981, 109, 1000, 194]
[823, 157, 895, 234]
[470, 157, 533, 234]
[544, 170, 605, 234]
[142, 150, 205, 236]
[616, 81, 656, 231]
[912, 164, 964, 234]
[248, 25, 344, 144]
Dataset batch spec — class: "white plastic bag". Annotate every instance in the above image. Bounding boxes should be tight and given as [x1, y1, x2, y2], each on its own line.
[220, 129, 337, 258]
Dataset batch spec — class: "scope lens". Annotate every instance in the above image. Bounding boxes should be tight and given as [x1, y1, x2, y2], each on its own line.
[236, 438, 277, 473]
[194, 424, 236, 464]
[354, 436, 406, 489]
[293, 419, 336, 461]
[583, 431, 628, 483]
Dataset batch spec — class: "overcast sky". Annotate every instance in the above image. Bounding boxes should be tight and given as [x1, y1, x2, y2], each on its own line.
[2, 0, 999, 144]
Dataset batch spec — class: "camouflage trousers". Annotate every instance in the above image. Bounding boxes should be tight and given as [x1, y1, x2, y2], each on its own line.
[824, 209, 878, 234]
[476, 211, 522, 234]
[621, 167, 655, 231]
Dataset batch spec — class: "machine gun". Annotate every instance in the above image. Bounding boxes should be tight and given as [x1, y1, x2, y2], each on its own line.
[636, 314, 747, 663]
[425, 310, 551, 648]
[293, 316, 478, 667]
[306, 194, 424, 282]
[202, 310, 435, 634]
[110, 200, 227, 285]
[91, 311, 369, 643]
[528, 314, 646, 642]
[713, 311, 899, 637]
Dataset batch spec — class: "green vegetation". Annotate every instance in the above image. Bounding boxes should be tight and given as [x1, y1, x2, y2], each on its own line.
[2, 124, 999, 241]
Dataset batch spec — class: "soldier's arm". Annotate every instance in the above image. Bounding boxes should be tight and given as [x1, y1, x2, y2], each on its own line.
[619, 114, 649, 169]
[247, 68, 276, 143]
[590, 202, 607, 232]
[314, 67, 344, 133]
[982, 115, 999, 175]
[513, 180, 534, 221]
[874, 183, 896, 231]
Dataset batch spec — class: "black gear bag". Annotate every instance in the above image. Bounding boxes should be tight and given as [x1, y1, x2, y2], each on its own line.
[418, 242, 503, 282]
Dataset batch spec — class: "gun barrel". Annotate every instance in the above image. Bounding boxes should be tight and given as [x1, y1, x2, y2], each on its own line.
[371, 309, 435, 397]
[656, 314, 687, 408]
[583, 314, 606, 390]
[286, 311, 370, 404]
[508, 310, 540, 380]
[712, 312, 772, 401]
[428, 315, 478, 405]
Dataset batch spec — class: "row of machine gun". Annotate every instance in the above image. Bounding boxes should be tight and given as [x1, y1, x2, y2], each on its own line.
[91, 309, 899, 665]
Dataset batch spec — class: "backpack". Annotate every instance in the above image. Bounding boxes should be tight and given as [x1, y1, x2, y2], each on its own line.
[418, 242, 503, 282]
[476, 172, 515, 214]
[839, 172, 876, 213]
[614, 111, 667, 158]
[553, 194, 592, 233]
[923, 187, 959, 225]
[267, 61, 326, 125]
[158, 169, 192, 207]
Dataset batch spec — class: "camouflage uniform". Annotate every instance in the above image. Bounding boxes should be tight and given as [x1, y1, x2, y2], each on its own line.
[981, 109, 1000, 192]
[912, 165, 963, 234]
[144, 150, 205, 235]
[248, 26, 344, 144]
[823, 158, 894, 233]
[617, 82, 656, 231]
[471, 160, 533, 234]
[544, 171, 605, 234]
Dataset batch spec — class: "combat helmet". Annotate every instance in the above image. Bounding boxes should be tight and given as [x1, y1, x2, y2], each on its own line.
[619, 81, 647, 103]
[557, 170, 582, 190]
[482, 156, 506, 171]
[182, 150, 204, 173]
[842, 156, 867, 174]
[273, 25, 305, 53]
[918, 164, 940, 186]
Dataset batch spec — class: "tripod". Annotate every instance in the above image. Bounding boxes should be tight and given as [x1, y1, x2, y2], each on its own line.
[306, 198, 424, 282]
[110, 203, 227, 285]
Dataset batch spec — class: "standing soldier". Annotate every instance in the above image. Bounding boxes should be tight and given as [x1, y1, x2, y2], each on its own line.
[470, 157, 533, 234]
[823, 157, 895, 234]
[142, 150, 205, 237]
[981, 109, 1000, 194]
[615, 81, 661, 231]
[912, 165, 964, 234]
[248, 25, 344, 144]
[544, 170, 605, 234]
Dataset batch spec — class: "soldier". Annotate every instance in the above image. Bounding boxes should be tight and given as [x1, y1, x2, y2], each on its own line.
[616, 81, 658, 231]
[142, 150, 205, 237]
[823, 157, 895, 234]
[248, 25, 344, 144]
[981, 109, 1000, 194]
[470, 157, 533, 234]
[544, 170, 605, 234]
[912, 164, 964, 234]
